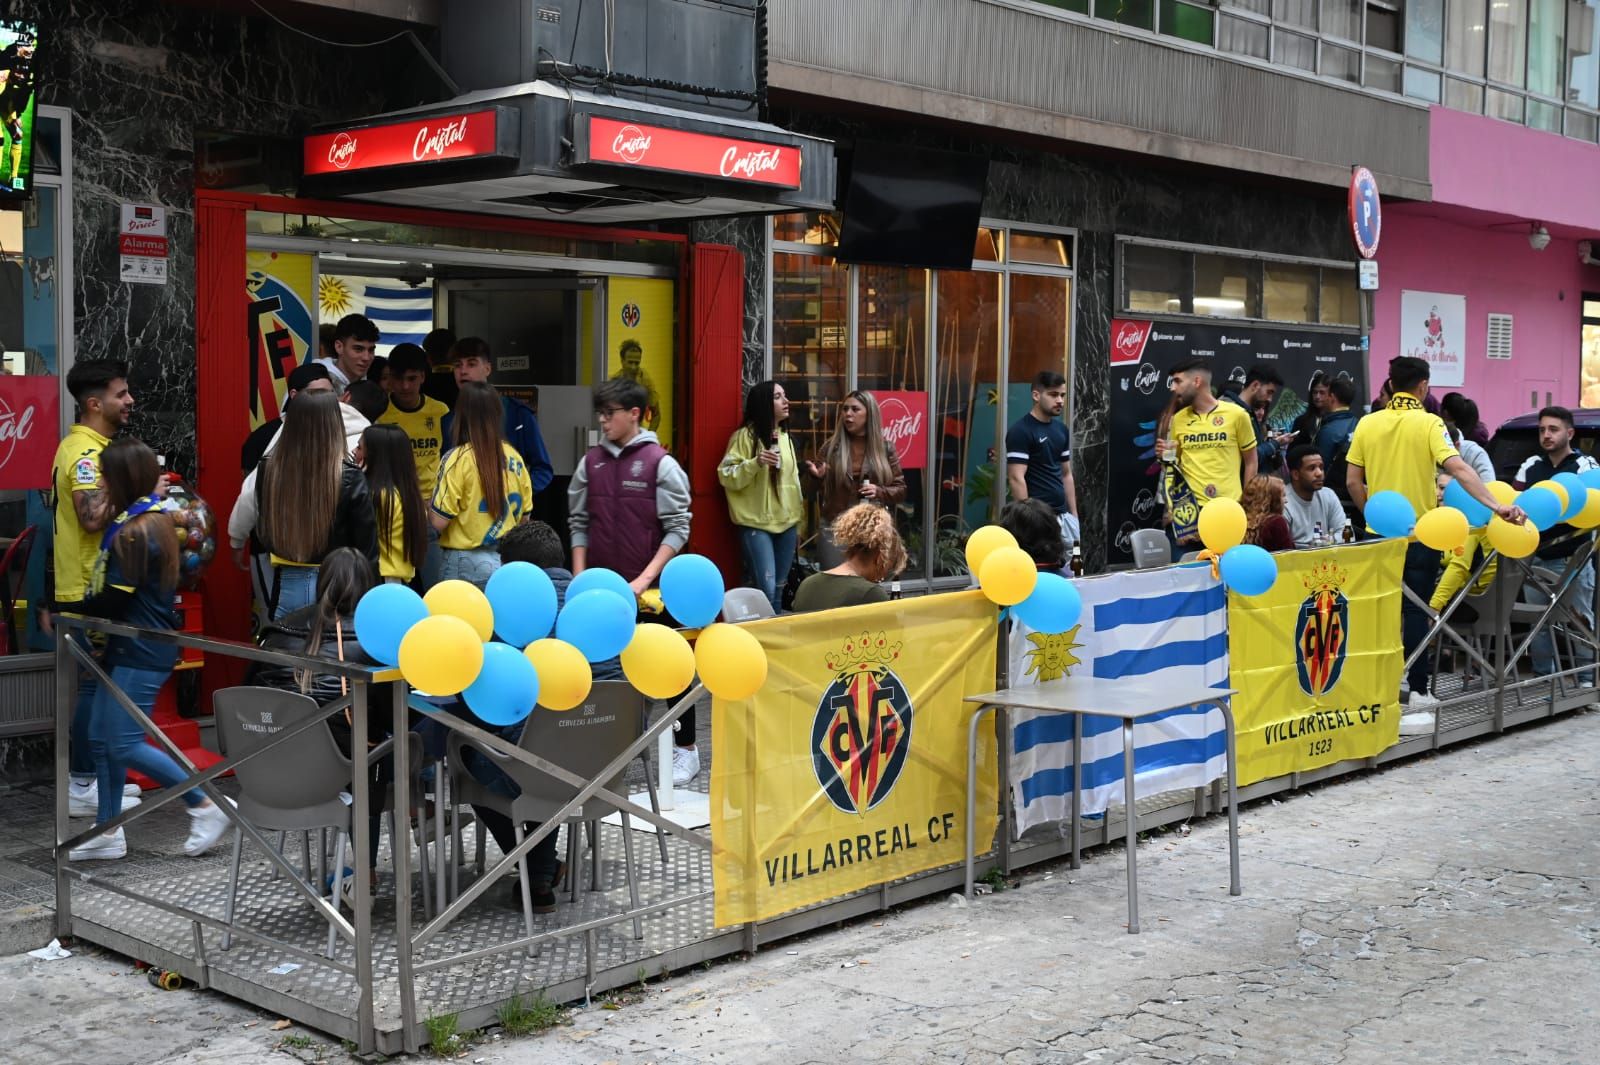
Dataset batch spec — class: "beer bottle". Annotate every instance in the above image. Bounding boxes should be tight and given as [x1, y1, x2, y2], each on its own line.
[889, 581, 902, 601]
[1342, 522, 1355, 544]
[1069, 546, 1084, 577]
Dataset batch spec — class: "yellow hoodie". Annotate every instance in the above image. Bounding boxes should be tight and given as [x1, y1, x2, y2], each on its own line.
[718, 427, 804, 534]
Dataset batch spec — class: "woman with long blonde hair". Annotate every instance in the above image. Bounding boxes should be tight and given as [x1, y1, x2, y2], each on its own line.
[431, 381, 533, 588]
[804, 390, 907, 566]
[1240, 475, 1295, 552]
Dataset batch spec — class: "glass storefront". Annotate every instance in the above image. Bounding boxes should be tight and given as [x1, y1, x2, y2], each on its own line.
[770, 215, 1074, 586]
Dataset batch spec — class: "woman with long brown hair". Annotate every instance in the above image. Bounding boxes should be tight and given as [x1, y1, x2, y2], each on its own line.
[431, 381, 534, 588]
[718, 380, 803, 612]
[70, 438, 231, 862]
[1240, 474, 1295, 552]
[359, 423, 429, 586]
[804, 390, 907, 566]
[230, 390, 376, 618]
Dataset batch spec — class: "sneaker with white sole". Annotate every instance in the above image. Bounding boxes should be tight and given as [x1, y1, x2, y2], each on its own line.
[68, 780, 142, 819]
[183, 802, 232, 856]
[69, 826, 127, 862]
[672, 745, 701, 787]
[1398, 702, 1437, 735]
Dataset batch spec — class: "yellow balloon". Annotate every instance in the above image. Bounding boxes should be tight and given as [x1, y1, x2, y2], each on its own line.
[1569, 490, 1600, 530]
[1486, 516, 1539, 559]
[621, 625, 697, 700]
[1198, 498, 1247, 554]
[978, 546, 1038, 607]
[523, 639, 593, 711]
[1530, 480, 1568, 512]
[398, 615, 484, 697]
[694, 623, 768, 702]
[1415, 506, 1468, 552]
[965, 525, 1019, 577]
[1485, 480, 1517, 506]
[424, 579, 494, 641]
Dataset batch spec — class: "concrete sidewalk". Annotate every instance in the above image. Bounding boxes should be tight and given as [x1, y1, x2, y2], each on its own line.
[5, 710, 1597, 1064]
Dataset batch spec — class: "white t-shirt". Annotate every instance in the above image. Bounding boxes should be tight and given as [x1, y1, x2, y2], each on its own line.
[1283, 485, 1350, 547]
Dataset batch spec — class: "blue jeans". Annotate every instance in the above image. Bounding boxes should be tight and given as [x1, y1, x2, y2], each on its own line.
[736, 525, 797, 614]
[89, 664, 202, 825]
[273, 564, 319, 620]
[440, 547, 500, 589]
[70, 674, 97, 778]
[1527, 557, 1596, 681]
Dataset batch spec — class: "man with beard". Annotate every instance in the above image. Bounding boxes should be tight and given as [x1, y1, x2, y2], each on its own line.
[1005, 370, 1079, 548]
[1157, 358, 1258, 546]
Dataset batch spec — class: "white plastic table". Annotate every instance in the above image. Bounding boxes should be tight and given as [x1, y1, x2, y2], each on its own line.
[963, 676, 1241, 933]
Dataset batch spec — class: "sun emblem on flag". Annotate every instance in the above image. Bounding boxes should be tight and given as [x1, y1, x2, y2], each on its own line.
[1022, 626, 1083, 683]
[811, 631, 912, 815]
[319, 275, 354, 318]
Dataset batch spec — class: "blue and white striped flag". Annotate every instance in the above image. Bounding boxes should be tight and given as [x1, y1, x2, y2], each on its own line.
[322, 275, 434, 356]
[1008, 565, 1229, 835]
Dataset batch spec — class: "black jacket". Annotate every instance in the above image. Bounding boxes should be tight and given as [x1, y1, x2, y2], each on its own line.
[248, 606, 393, 739]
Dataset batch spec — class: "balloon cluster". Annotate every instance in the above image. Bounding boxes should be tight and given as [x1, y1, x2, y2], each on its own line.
[965, 526, 1083, 634]
[1197, 499, 1278, 596]
[1368, 469, 1600, 561]
[161, 481, 217, 590]
[354, 554, 770, 726]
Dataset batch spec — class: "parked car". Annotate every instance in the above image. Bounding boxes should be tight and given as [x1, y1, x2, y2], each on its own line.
[1487, 408, 1600, 480]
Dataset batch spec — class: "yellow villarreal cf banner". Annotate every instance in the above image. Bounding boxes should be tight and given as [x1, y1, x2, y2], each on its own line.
[1228, 540, 1406, 786]
[711, 592, 999, 927]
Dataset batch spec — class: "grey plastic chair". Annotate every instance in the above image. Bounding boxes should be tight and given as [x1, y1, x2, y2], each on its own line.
[450, 681, 652, 940]
[722, 587, 776, 622]
[1129, 528, 1171, 570]
[214, 686, 353, 959]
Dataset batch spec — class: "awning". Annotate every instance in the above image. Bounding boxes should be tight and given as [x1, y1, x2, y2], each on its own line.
[300, 82, 835, 224]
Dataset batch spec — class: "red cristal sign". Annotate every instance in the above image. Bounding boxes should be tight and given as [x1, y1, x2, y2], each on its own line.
[874, 391, 927, 470]
[303, 110, 503, 176]
[581, 115, 802, 189]
[0, 376, 58, 489]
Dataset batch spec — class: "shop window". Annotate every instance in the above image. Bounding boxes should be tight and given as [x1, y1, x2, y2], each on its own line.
[1264, 262, 1318, 323]
[1122, 244, 1189, 315]
[1487, 0, 1527, 87]
[1160, 1, 1214, 44]
[1008, 272, 1074, 451]
[1581, 293, 1600, 407]
[1365, 4, 1401, 52]
[1322, 0, 1362, 40]
[933, 271, 1002, 576]
[856, 265, 929, 579]
[773, 211, 842, 246]
[1405, 0, 1445, 64]
[1322, 42, 1362, 82]
[1194, 254, 1261, 319]
[1219, 13, 1270, 57]
[1364, 54, 1403, 93]
[1273, 0, 1315, 30]
[1009, 230, 1072, 268]
[1319, 269, 1361, 326]
[771, 249, 849, 540]
[973, 227, 1003, 264]
[1445, 0, 1487, 77]
[1570, 1, 1600, 110]
[1276, 28, 1319, 71]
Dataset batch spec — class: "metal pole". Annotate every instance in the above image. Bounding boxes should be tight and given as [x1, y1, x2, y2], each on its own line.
[1070, 711, 1081, 870]
[963, 705, 994, 899]
[54, 636, 76, 939]
[392, 682, 419, 1055]
[351, 680, 375, 1056]
[1218, 701, 1241, 897]
[1123, 719, 1139, 934]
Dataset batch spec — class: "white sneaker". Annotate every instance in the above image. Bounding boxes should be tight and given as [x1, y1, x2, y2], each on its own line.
[1398, 710, 1436, 736]
[672, 745, 701, 787]
[183, 802, 232, 857]
[68, 780, 142, 819]
[69, 826, 127, 861]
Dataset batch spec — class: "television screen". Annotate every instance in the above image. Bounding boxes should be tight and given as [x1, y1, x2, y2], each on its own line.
[836, 142, 988, 271]
[0, 21, 37, 201]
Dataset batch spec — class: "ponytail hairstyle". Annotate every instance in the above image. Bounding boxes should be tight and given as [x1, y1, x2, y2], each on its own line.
[98, 437, 179, 592]
[361, 423, 429, 576]
[452, 381, 511, 522]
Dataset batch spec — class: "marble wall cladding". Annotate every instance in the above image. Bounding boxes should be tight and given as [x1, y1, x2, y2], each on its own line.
[690, 214, 769, 393]
[22, 0, 403, 477]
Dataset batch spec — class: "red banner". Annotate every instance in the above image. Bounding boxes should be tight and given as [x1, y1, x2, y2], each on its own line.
[874, 390, 927, 470]
[1110, 318, 1152, 365]
[304, 110, 506, 176]
[0, 376, 59, 489]
[580, 116, 802, 188]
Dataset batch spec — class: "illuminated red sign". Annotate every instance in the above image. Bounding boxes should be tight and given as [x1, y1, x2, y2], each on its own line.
[0, 376, 57, 489]
[875, 391, 927, 470]
[303, 110, 508, 176]
[579, 116, 802, 188]
[1110, 319, 1152, 365]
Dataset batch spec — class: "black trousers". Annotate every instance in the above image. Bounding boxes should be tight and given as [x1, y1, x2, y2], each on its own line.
[1401, 541, 1441, 696]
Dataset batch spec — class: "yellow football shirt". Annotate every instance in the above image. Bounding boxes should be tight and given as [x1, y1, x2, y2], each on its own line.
[431, 443, 533, 550]
[1169, 401, 1257, 506]
[378, 395, 450, 497]
[374, 487, 416, 583]
[1347, 396, 1459, 529]
[51, 424, 111, 604]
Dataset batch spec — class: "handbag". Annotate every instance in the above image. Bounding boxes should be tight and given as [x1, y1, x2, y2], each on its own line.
[782, 536, 820, 612]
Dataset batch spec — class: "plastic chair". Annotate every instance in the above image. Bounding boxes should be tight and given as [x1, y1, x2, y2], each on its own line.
[450, 681, 653, 940]
[214, 687, 353, 958]
[1129, 528, 1170, 570]
[0, 525, 36, 654]
[1467, 563, 1527, 685]
[722, 587, 776, 622]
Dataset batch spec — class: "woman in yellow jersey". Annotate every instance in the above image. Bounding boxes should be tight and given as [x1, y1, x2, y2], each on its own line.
[359, 424, 429, 586]
[431, 382, 533, 588]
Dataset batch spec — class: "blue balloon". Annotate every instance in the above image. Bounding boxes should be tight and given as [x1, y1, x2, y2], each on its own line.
[1220, 544, 1278, 597]
[1518, 485, 1563, 532]
[1363, 490, 1417, 539]
[353, 584, 429, 667]
[1013, 573, 1083, 635]
[1579, 468, 1600, 493]
[463, 641, 540, 726]
[1442, 479, 1492, 528]
[556, 589, 637, 663]
[566, 567, 637, 611]
[486, 561, 558, 646]
[660, 553, 726, 628]
[1553, 472, 1588, 521]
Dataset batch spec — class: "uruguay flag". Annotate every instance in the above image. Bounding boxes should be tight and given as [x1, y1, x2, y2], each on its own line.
[1007, 565, 1229, 836]
[360, 282, 433, 355]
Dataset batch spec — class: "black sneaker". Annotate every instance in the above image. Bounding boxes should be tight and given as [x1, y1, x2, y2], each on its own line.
[529, 880, 557, 913]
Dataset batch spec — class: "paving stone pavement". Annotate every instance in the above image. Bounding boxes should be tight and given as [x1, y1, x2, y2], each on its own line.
[5, 711, 1597, 1065]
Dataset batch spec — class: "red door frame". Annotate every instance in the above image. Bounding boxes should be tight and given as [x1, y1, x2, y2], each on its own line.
[193, 192, 740, 679]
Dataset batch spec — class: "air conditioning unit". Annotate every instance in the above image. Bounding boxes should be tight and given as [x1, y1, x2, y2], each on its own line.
[1582, 241, 1600, 267]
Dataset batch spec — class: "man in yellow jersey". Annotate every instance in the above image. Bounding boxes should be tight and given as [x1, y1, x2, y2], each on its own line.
[1346, 355, 1521, 734]
[380, 344, 451, 588]
[1157, 358, 1258, 547]
[48, 359, 141, 817]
